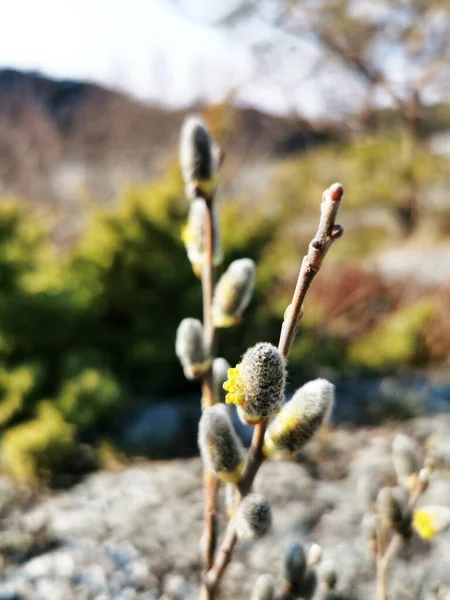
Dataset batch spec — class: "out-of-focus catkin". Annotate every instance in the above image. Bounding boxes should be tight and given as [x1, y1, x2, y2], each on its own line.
[175, 318, 209, 380]
[198, 404, 244, 483]
[212, 258, 255, 327]
[284, 542, 307, 589]
[377, 486, 412, 536]
[263, 379, 334, 458]
[235, 493, 272, 540]
[179, 115, 216, 199]
[212, 357, 231, 403]
[250, 574, 275, 600]
[392, 433, 421, 489]
[223, 342, 286, 424]
[413, 505, 450, 539]
[181, 197, 222, 276]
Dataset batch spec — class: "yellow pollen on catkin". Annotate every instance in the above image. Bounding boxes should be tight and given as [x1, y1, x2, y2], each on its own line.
[217, 460, 245, 484]
[413, 509, 439, 539]
[223, 365, 246, 407]
[181, 224, 195, 245]
[212, 311, 239, 328]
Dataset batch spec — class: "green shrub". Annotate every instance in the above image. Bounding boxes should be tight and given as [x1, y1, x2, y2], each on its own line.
[1, 402, 75, 480]
[57, 369, 124, 432]
[348, 299, 437, 370]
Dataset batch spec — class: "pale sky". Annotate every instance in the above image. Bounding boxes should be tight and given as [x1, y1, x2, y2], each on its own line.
[0, 0, 331, 117]
[1, 0, 442, 118]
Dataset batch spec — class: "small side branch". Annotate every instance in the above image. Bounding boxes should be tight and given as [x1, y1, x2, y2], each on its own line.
[376, 532, 403, 600]
[203, 183, 344, 597]
[201, 198, 219, 572]
[279, 182, 344, 357]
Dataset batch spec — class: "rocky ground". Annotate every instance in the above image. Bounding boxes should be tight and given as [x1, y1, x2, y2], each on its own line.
[1, 416, 450, 600]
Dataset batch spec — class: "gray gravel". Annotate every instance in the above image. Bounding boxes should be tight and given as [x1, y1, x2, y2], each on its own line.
[1, 416, 450, 599]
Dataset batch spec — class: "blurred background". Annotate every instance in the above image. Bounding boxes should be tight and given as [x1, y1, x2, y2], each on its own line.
[0, 0, 449, 484]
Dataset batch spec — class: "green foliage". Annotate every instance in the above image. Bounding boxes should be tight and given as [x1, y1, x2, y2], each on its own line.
[0, 171, 282, 478]
[270, 134, 446, 214]
[348, 299, 437, 371]
[1, 402, 75, 480]
[57, 369, 123, 433]
[0, 140, 446, 479]
[0, 365, 40, 427]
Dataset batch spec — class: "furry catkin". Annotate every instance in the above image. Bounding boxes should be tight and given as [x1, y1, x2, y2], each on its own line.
[179, 116, 214, 187]
[212, 258, 255, 327]
[175, 318, 208, 380]
[198, 404, 244, 483]
[235, 493, 272, 540]
[224, 342, 286, 424]
[264, 379, 334, 458]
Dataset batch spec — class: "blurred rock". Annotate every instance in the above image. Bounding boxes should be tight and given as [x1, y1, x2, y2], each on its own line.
[0, 416, 449, 598]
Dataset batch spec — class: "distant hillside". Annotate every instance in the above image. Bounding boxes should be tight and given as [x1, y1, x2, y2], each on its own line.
[0, 69, 333, 214]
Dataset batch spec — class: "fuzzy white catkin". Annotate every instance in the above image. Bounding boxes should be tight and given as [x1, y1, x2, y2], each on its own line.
[225, 483, 239, 517]
[357, 470, 381, 512]
[392, 433, 421, 483]
[213, 357, 231, 403]
[264, 379, 334, 458]
[212, 258, 255, 327]
[251, 574, 275, 600]
[175, 318, 205, 379]
[235, 493, 272, 540]
[224, 342, 286, 423]
[307, 543, 322, 567]
[184, 197, 222, 272]
[198, 404, 244, 483]
[319, 559, 337, 590]
[179, 116, 213, 186]
[377, 486, 411, 532]
[300, 570, 318, 600]
[284, 542, 307, 587]
[361, 512, 377, 544]
[413, 505, 450, 538]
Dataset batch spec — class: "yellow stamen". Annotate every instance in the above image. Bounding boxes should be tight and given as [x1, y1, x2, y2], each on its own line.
[223, 364, 245, 407]
[413, 509, 439, 539]
[218, 460, 245, 484]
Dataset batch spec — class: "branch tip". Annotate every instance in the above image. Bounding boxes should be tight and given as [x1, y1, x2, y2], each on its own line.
[329, 182, 344, 202]
[331, 224, 344, 239]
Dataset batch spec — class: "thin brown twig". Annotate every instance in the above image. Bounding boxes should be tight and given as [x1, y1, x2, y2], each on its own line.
[200, 196, 220, 583]
[376, 532, 403, 600]
[376, 477, 425, 600]
[203, 183, 344, 597]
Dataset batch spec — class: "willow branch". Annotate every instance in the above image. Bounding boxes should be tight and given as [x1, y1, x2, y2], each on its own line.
[200, 196, 219, 578]
[204, 183, 344, 596]
[376, 532, 403, 600]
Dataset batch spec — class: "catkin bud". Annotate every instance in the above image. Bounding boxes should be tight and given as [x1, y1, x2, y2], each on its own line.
[307, 543, 322, 567]
[299, 569, 318, 600]
[263, 379, 334, 458]
[413, 505, 450, 540]
[179, 115, 215, 198]
[175, 318, 209, 380]
[361, 513, 377, 552]
[225, 483, 240, 518]
[377, 486, 412, 536]
[251, 574, 275, 600]
[418, 467, 430, 494]
[223, 343, 286, 424]
[392, 433, 421, 486]
[198, 404, 244, 483]
[236, 493, 272, 540]
[181, 197, 222, 276]
[357, 471, 381, 513]
[213, 357, 231, 403]
[319, 559, 338, 590]
[284, 542, 307, 589]
[212, 259, 256, 327]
